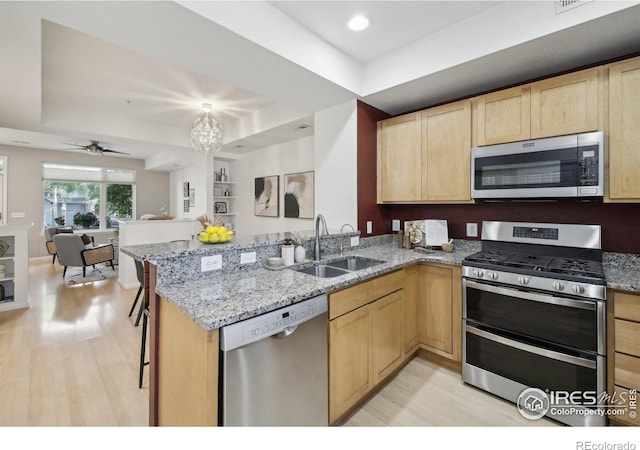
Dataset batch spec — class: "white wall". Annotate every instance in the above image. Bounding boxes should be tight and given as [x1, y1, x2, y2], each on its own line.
[233, 136, 315, 236]
[169, 100, 359, 237]
[169, 160, 208, 221]
[0, 144, 170, 257]
[313, 100, 358, 232]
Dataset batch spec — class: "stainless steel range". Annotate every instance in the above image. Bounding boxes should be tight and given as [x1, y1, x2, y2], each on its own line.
[462, 221, 607, 426]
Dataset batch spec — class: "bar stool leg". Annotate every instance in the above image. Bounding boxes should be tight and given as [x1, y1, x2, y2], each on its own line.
[139, 309, 149, 389]
[129, 286, 142, 317]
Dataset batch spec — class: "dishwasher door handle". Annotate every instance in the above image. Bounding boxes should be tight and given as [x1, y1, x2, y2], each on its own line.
[272, 325, 298, 339]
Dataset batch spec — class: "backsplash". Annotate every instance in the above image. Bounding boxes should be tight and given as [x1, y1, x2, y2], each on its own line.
[379, 201, 640, 254]
[153, 230, 361, 286]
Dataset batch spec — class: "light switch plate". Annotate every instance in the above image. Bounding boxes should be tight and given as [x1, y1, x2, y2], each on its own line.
[350, 236, 360, 247]
[466, 223, 478, 238]
[201, 255, 222, 272]
[391, 219, 400, 231]
[366, 221, 372, 234]
[11, 212, 25, 218]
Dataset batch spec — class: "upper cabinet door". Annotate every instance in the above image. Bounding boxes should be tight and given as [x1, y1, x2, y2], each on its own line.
[608, 57, 640, 201]
[476, 86, 531, 146]
[421, 100, 472, 202]
[530, 68, 600, 138]
[377, 112, 422, 202]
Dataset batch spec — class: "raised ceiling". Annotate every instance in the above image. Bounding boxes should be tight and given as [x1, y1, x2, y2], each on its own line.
[1, 1, 639, 170]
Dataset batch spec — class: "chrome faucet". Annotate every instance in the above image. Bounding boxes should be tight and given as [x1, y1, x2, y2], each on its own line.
[340, 223, 355, 256]
[314, 214, 328, 261]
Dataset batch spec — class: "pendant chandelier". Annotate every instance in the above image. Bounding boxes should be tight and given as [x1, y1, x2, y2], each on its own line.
[191, 103, 224, 153]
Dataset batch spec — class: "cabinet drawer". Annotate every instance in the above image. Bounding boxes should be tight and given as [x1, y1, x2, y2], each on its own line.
[615, 319, 640, 357]
[372, 270, 404, 299]
[329, 279, 374, 320]
[615, 292, 640, 322]
[614, 352, 640, 390]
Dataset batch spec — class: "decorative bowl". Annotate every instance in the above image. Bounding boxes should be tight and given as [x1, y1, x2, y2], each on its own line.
[268, 257, 283, 267]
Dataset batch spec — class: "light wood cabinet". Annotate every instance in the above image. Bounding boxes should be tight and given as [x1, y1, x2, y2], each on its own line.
[418, 263, 462, 362]
[608, 291, 640, 426]
[377, 100, 472, 204]
[403, 265, 420, 355]
[421, 101, 472, 202]
[377, 112, 422, 202]
[329, 304, 373, 423]
[328, 270, 405, 423]
[475, 86, 531, 146]
[530, 68, 600, 138]
[608, 57, 640, 201]
[372, 289, 405, 384]
[474, 67, 600, 146]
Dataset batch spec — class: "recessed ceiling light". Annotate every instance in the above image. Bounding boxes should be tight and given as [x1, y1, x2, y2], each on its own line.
[347, 15, 369, 31]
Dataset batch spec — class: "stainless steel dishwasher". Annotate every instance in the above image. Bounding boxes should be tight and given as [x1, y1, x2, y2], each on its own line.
[220, 294, 328, 426]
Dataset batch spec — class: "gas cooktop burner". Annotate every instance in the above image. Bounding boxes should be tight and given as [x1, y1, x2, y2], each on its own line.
[464, 250, 605, 282]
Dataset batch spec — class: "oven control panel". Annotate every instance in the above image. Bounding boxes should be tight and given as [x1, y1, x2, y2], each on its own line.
[513, 226, 558, 240]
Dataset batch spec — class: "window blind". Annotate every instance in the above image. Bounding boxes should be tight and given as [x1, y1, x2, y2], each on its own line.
[42, 163, 136, 183]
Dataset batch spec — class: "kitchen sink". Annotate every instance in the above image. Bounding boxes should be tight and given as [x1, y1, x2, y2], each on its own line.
[325, 256, 384, 271]
[294, 256, 384, 278]
[295, 265, 351, 278]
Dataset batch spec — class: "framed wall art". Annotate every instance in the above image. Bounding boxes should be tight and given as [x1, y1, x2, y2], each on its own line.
[254, 175, 279, 217]
[214, 201, 227, 214]
[189, 189, 195, 207]
[284, 171, 314, 219]
[183, 181, 190, 198]
[183, 199, 190, 213]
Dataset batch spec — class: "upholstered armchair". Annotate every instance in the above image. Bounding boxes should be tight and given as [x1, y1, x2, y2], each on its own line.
[44, 227, 74, 264]
[53, 234, 115, 278]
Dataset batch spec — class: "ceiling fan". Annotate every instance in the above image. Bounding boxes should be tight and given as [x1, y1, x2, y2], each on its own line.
[63, 140, 130, 156]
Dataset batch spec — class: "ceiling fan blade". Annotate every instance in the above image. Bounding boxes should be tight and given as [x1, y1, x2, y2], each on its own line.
[62, 142, 88, 148]
[101, 148, 131, 155]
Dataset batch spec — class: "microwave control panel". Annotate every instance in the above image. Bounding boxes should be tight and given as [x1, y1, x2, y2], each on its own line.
[578, 146, 599, 186]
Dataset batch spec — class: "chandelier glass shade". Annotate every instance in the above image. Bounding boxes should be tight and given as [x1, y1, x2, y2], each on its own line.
[191, 103, 224, 153]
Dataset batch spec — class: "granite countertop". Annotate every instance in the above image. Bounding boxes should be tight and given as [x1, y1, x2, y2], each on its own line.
[149, 238, 640, 332]
[155, 241, 477, 331]
[603, 252, 640, 293]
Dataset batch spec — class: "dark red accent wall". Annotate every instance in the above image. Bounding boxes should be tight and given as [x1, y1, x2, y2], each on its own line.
[356, 101, 640, 254]
[357, 101, 391, 236]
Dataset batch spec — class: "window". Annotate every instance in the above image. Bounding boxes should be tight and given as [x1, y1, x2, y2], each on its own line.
[42, 163, 135, 230]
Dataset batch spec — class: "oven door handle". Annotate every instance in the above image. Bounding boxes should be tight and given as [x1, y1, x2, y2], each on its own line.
[466, 324, 596, 369]
[463, 279, 597, 310]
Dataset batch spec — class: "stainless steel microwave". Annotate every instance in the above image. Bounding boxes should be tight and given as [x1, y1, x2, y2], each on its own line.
[471, 131, 604, 200]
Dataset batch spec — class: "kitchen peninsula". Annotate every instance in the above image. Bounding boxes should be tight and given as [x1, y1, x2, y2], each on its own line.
[121, 232, 640, 426]
[121, 230, 476, 426]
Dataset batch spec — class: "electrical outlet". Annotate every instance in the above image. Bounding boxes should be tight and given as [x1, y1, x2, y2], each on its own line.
[366, 221, 373, 234]
[240, 252, 256, 264]
[466, 223, 478, 238]
[201, 254, 222, 272]
[391, 219, 400, 231]
[350, 236, 360, 247]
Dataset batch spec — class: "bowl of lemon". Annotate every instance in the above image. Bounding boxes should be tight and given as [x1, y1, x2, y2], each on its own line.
[199, 225, 234, 244]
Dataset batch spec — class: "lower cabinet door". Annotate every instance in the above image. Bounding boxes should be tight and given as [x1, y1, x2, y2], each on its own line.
[329, 305, 373, 424]
[372, 289, 405, 384]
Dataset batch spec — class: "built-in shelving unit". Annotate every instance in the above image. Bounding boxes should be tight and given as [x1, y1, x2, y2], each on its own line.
[213, 180, 237, 229]
[0, 225, 29, 312]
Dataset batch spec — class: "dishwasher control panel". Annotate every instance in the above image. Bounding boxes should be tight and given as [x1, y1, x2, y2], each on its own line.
[220, 294, 328, 351]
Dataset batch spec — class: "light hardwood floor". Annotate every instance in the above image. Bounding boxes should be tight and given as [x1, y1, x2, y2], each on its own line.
[0, 258, 148, 426]
[1, 258, 557, 427]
